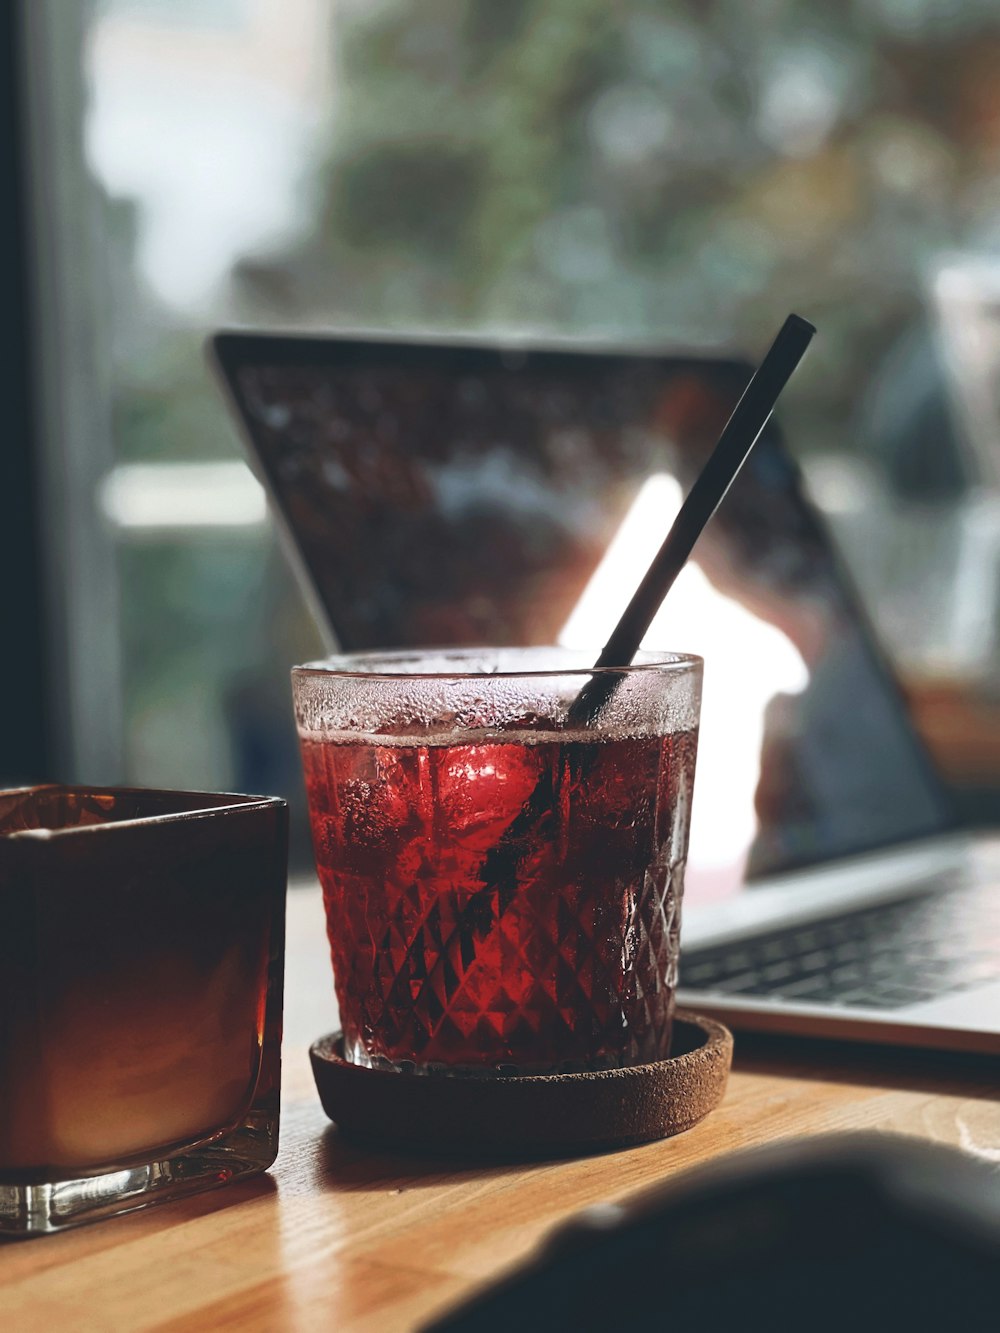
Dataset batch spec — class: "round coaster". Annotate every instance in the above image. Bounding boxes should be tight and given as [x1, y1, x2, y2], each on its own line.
[309, 1011, 733, 1158]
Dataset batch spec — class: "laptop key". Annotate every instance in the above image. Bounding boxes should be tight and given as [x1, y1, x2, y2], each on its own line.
[704, 971, 764, 994]
[772, 977, 842, 1001]
[762, 961, 796, 982]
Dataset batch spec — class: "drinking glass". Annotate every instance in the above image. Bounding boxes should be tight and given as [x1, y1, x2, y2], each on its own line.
[293, 648, 701, 1075]
[0, 785, 287, 1235]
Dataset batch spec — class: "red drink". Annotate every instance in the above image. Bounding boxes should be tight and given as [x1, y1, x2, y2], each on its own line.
[301, 725, 698, 1073]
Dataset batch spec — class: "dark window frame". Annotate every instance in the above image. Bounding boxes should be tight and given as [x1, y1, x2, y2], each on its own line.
[1, 1, 51, 784]
[7, 0, 125, 787]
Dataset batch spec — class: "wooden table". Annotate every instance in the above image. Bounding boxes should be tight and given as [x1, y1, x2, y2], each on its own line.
[3, 886, 998, 1332]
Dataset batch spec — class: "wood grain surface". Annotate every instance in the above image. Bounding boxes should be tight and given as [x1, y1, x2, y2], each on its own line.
[2, 884, 997, 1332]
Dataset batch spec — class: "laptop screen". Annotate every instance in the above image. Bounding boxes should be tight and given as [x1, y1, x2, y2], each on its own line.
[213, 333, 952, 904]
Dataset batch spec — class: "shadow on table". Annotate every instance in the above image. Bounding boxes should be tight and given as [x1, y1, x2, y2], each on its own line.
[130, 1173, 279, 1233]
[316, 1125, 542, 1194]
[733, 1031, 999, 1099]
[0, 1175, 278, 1257]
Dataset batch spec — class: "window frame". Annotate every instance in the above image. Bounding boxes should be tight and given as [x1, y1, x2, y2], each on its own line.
[12, 0, 125, 784]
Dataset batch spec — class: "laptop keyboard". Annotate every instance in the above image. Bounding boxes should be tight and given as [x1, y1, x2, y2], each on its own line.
[680, 882, 1000, 1010]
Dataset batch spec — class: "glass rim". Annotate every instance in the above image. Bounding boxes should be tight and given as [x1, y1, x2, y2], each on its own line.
[291, 647, 702, 683]
[0, 785, 286, 842]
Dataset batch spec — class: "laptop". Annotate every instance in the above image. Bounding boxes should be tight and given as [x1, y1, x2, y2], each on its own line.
[211, 329, 1000, 1056]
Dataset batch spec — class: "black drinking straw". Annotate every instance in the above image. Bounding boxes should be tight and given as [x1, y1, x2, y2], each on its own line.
[567, 311, 816, 727]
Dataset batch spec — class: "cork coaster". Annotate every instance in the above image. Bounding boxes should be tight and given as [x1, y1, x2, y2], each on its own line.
[309, 1011, 733, 1158]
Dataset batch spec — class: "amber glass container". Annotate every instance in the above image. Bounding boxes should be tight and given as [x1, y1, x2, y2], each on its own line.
[0, 785, 287, 1235]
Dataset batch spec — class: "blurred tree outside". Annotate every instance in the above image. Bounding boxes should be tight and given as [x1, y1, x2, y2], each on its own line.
[115, 0, 1000, 461]
[230, 0, 1000, 457]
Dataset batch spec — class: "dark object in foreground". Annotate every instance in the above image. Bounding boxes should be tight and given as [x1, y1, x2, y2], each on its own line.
[310, 1012, 732, 1156]
[426, 1134, 1000, 1332]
